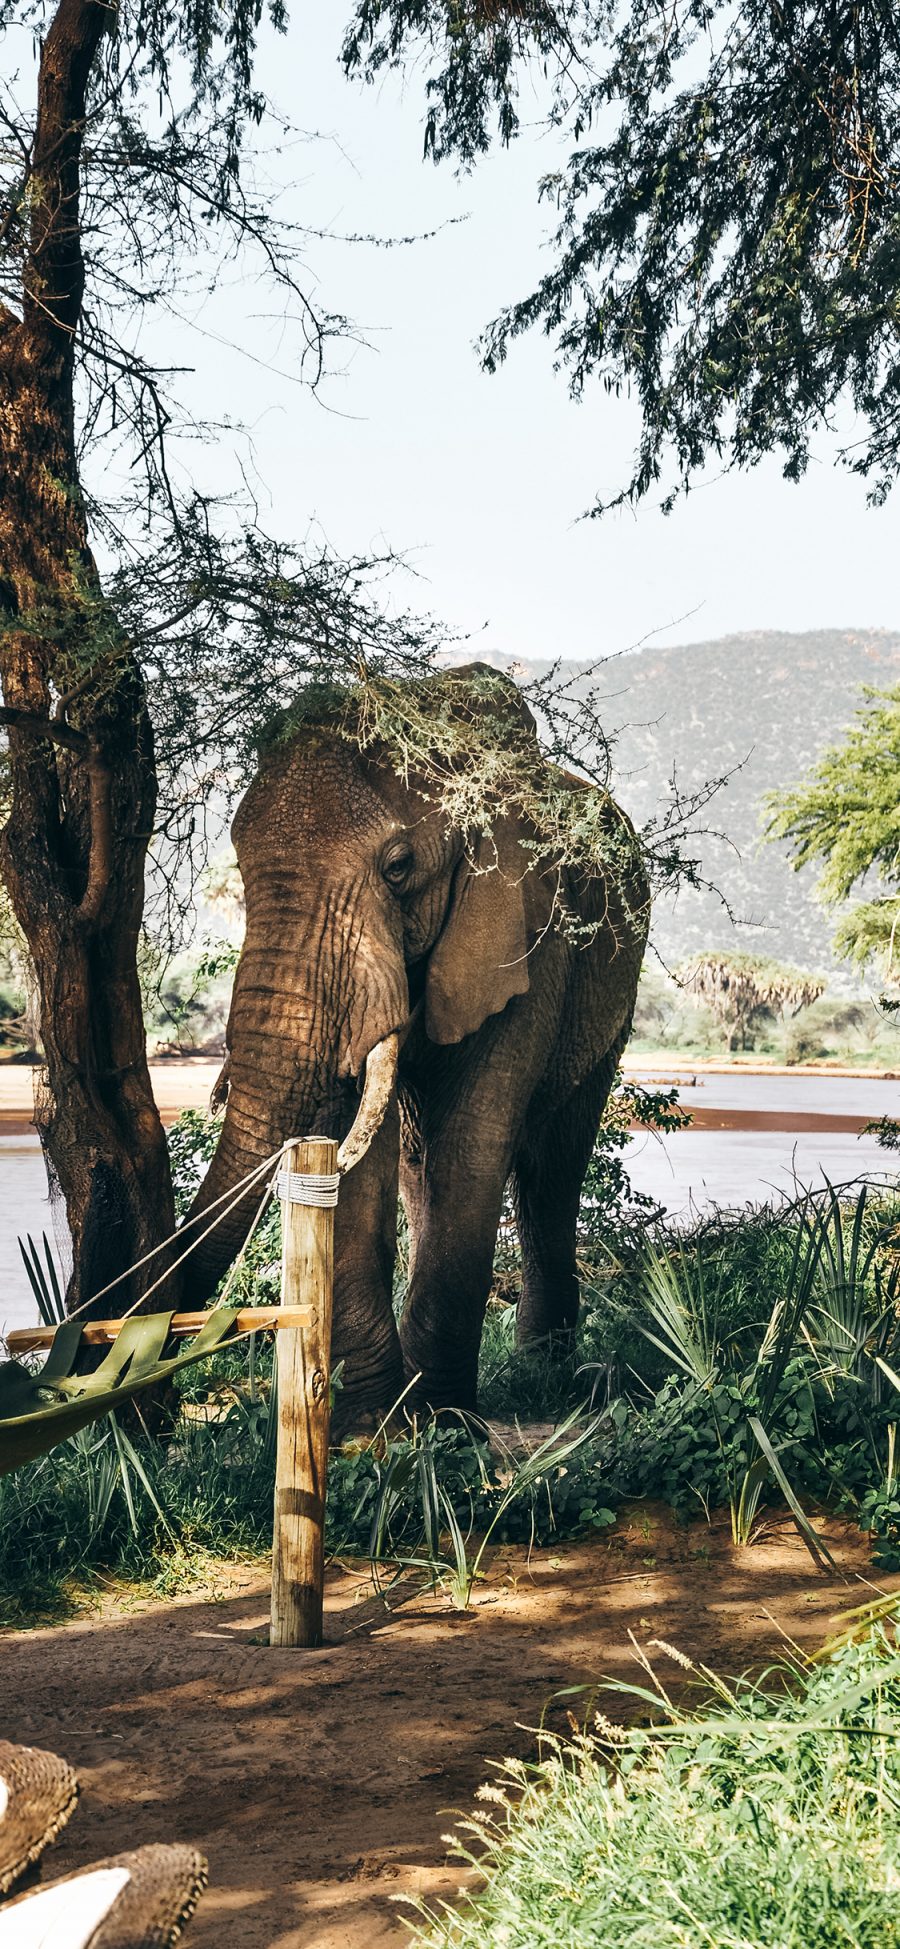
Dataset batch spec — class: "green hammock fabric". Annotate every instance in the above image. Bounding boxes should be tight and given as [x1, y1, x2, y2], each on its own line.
[0, 1310, 246, 1475]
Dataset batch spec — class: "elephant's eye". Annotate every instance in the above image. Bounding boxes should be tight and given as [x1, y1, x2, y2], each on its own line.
[382, 846, 415, 890]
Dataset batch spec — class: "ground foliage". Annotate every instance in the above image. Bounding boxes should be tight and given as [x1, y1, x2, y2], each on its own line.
[411, 1624, 900, 1949]
[344, 0, 900, 510]
[8, 1114, 900, 1619]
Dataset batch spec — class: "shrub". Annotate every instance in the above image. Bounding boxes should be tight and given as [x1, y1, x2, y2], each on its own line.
[412, 1626, 900, 1949]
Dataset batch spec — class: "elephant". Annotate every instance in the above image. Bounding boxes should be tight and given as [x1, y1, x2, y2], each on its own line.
[186, 666, 650, 1429]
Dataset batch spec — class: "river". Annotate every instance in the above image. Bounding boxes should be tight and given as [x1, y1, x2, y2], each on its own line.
[1, 1068, 897, 1341]
[624, 1070, 897, 1224]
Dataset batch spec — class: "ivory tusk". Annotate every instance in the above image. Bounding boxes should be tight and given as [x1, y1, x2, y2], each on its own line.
[337, 1032, 399, 1175]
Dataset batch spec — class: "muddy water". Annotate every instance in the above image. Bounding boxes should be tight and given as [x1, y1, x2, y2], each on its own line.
[1, 1071, 898, 1340]
[625, 1072, 897, 1221]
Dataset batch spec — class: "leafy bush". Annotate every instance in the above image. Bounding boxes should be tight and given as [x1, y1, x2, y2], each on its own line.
[579, 1080, 690, 1248]
[412, 1626, 900, 1949]
[168, 1108, 282, 1349]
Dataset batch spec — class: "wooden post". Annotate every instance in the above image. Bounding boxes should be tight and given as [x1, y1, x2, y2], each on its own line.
[270, 1136, 338, 1648]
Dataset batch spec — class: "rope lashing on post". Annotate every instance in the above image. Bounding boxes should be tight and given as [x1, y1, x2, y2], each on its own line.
[0, 1121, 363, 1476]
[275, 1170, 340, 1209]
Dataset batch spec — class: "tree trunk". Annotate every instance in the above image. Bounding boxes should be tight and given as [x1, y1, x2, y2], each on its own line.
[0, 0, 176, 1313]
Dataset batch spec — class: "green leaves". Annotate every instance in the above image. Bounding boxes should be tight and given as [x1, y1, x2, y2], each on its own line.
[618, 1188, 900, 1558]
[767, 684, 900, 980]
[344, 0, 900, 509]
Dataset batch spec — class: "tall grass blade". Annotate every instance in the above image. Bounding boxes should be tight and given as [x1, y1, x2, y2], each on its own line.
[747, 1414, 835, 1572]
[18, 1232, 66, 1327]
[110, 1417, 175, 1540]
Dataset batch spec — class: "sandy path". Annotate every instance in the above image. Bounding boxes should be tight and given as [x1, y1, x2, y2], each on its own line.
[3, 1511, 895, 1949]
[0, 1061, 880, 1136]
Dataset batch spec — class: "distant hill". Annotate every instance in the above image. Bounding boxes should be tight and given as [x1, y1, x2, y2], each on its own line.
[532, 630, 900, 979]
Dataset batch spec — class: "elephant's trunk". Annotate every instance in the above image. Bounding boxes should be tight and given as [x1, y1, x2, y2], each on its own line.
[183, 1030, 400, 1302]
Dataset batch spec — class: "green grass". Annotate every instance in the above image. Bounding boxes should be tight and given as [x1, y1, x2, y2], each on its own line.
[412, 1625, 900, 1949]
[0, 1398, 276, 1625]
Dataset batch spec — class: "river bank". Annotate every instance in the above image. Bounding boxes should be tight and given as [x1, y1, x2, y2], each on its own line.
[625, 1053, 900, 1079]
[0, 1058, 221, 1135]
[1, 1053, 897, 1135]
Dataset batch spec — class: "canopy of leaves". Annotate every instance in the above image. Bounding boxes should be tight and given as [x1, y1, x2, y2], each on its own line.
[767, 685, 900, 979]
[344, 0, 900, 507]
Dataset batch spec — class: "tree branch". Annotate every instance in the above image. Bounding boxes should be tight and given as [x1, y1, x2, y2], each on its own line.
[0, 702, 89, 754]
[0, 703, 113, 925]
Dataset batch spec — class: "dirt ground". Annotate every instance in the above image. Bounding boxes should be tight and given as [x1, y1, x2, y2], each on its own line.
[4, 1510, 898, 1949]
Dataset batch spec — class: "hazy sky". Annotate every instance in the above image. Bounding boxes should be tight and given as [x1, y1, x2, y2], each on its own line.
[140, 13, 900, 666]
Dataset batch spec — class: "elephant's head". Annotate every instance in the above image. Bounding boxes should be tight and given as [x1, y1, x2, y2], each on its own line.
[186, 668, 553, 1291]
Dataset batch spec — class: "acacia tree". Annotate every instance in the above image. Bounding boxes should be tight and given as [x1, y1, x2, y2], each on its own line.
[768, 687, 900, 983]
[678, 953, 825, 1051]
[0, 0, 445, 1310]
[344, 1, 900, 508]
[0, 0, 722, 1316]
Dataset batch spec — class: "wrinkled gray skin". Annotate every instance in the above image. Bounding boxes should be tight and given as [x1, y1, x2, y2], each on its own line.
[187, 670, 649, 1431]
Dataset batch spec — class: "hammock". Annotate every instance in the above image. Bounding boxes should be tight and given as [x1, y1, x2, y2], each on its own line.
[0, 1309, 248, 1476]
[0, 1132, 335, 1477]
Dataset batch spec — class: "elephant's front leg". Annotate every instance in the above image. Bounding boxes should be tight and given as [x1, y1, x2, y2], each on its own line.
[331, 1095, 404, 1436]
[399, 1115, 512, 1413]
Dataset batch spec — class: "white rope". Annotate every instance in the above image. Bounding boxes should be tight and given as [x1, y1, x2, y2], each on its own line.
[53, 1132, 346, 1334]
[64, 1141, 291, 1320]
[276, 1169, 340, 1209]
[95, 1160, 286, 1329]
[211, 1167, 282, 1314]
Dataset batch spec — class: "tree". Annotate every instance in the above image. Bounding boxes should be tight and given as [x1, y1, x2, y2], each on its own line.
[767, 687, 900, 984]
[343, 0, 900, 508]
[0, 0, 444, 1311]
[677, 952, 825, 1051]
[0, 1, 711, 1317]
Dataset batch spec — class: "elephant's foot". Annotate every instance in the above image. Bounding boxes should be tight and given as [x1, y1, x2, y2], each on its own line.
[330, 1406, 387, 1447]
[515, 1279, 579, 1348]
[329, 1356, 407, 1443]
[401, 1359, 480, 1420]
[514, 1314, 578, 1357]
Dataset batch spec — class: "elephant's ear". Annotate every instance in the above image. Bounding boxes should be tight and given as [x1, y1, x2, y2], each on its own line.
[426, 826, 550, 1045]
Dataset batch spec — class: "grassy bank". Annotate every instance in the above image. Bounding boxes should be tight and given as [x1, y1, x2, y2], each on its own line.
[412, 1622, 900, 1949]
